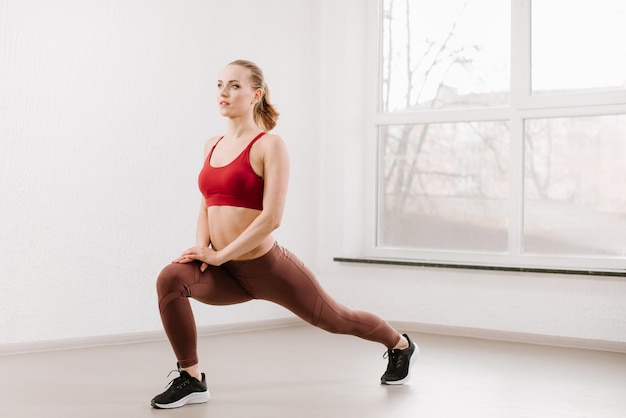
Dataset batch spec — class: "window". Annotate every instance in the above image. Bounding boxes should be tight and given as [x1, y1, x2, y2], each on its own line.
[371, 0, 626, 272]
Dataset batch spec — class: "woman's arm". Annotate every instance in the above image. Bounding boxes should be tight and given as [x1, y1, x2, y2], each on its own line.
[195, 136, 220, 248]
[214, 134, 289, 263]
[173, 137, 217, 268]
[180, 134, 289, 266]
[169, 197, 211, 270]
[195, 197, 210, 247]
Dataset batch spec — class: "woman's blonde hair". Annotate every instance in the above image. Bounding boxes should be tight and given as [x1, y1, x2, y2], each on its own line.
[229, 59, 279, 131]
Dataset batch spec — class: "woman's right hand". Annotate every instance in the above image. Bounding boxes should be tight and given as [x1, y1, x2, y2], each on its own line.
[173, 249, 210, 272]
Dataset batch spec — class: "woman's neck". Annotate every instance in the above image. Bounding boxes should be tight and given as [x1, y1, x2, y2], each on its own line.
[225, 118, 262, 141]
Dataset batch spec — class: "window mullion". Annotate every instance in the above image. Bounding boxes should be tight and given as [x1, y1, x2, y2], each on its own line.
[508, 0, 531, 256]
[509, 112, 524, 256]
[511, 0, 531, 108]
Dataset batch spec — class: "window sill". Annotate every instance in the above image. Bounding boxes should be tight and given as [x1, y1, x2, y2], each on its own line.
[333, 257, 626, 277]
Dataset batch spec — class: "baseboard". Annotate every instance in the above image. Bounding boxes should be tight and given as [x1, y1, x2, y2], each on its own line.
[2, 317, 624, 357]
[0, 316, 303, 357]
[390, 321, 626, 353]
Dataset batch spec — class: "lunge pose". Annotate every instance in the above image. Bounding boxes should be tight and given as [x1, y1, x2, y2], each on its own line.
[151, 60, 418, 409]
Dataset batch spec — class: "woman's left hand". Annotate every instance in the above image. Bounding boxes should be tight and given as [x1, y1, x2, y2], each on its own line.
[173, 246, 223, 271]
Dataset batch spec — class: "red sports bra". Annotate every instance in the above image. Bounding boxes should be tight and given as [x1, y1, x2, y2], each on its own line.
[198, 132, 266, 210]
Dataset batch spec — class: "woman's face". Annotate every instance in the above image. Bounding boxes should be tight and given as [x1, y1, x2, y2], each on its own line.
[216, 65, 259, 118]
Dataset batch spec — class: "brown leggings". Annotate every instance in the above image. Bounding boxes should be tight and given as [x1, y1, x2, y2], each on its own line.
[156, 243, 401, 368]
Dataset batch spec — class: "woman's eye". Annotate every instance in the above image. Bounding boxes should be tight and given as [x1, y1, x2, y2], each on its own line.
[231, 84, 239, 89]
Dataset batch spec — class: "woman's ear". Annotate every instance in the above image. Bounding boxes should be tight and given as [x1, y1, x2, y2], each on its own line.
[255, 88, 264, 103]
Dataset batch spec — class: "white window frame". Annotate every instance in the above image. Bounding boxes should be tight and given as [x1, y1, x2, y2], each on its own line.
[363, 0, 626, 273]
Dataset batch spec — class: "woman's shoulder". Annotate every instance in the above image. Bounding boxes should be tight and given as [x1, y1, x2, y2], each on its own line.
[255, 133, 289, 167]
[258, 132, 286, 149]
[203, 135, 222, 157]
[204, 135, 222, 146]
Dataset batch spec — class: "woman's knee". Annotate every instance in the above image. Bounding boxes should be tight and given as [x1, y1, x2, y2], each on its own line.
[313, 305, 356, 335]
[315, 317, 359, 336]
[314, 307, 384, 338]
[156, 263, 194, 298]
[316, 320, 344, 335]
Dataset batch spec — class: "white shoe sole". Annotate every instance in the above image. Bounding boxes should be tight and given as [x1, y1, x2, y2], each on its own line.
[153, 390, 210, 409]
[383, 344, 420, 385]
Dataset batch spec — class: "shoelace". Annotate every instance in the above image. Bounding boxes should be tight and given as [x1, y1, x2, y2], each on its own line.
[383, 348, 409, 372]
[383, 350, 397, 371]
[164, 369, 190, 390]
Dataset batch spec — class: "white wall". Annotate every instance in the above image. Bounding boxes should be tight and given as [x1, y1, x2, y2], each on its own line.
[316, 0, 626, 346]
[2, 0, 625, 349]
[0, 0, 319, 345]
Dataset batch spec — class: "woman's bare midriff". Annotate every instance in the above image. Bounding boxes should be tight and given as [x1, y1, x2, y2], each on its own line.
[207, 206, 275, 260]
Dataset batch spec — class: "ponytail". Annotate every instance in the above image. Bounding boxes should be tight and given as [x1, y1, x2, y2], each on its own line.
[254, 84, 279, 131]
[229, 59, 280, 131]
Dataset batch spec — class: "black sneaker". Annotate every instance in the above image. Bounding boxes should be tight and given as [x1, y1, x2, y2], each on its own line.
[151, 365, 210, 409]
[380, 333, 418, 385]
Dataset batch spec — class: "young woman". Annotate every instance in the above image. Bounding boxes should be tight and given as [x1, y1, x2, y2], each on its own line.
[151, 60, 418, 409]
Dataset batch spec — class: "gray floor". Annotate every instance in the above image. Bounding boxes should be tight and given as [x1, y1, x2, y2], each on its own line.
[1, 325, 625, 418]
